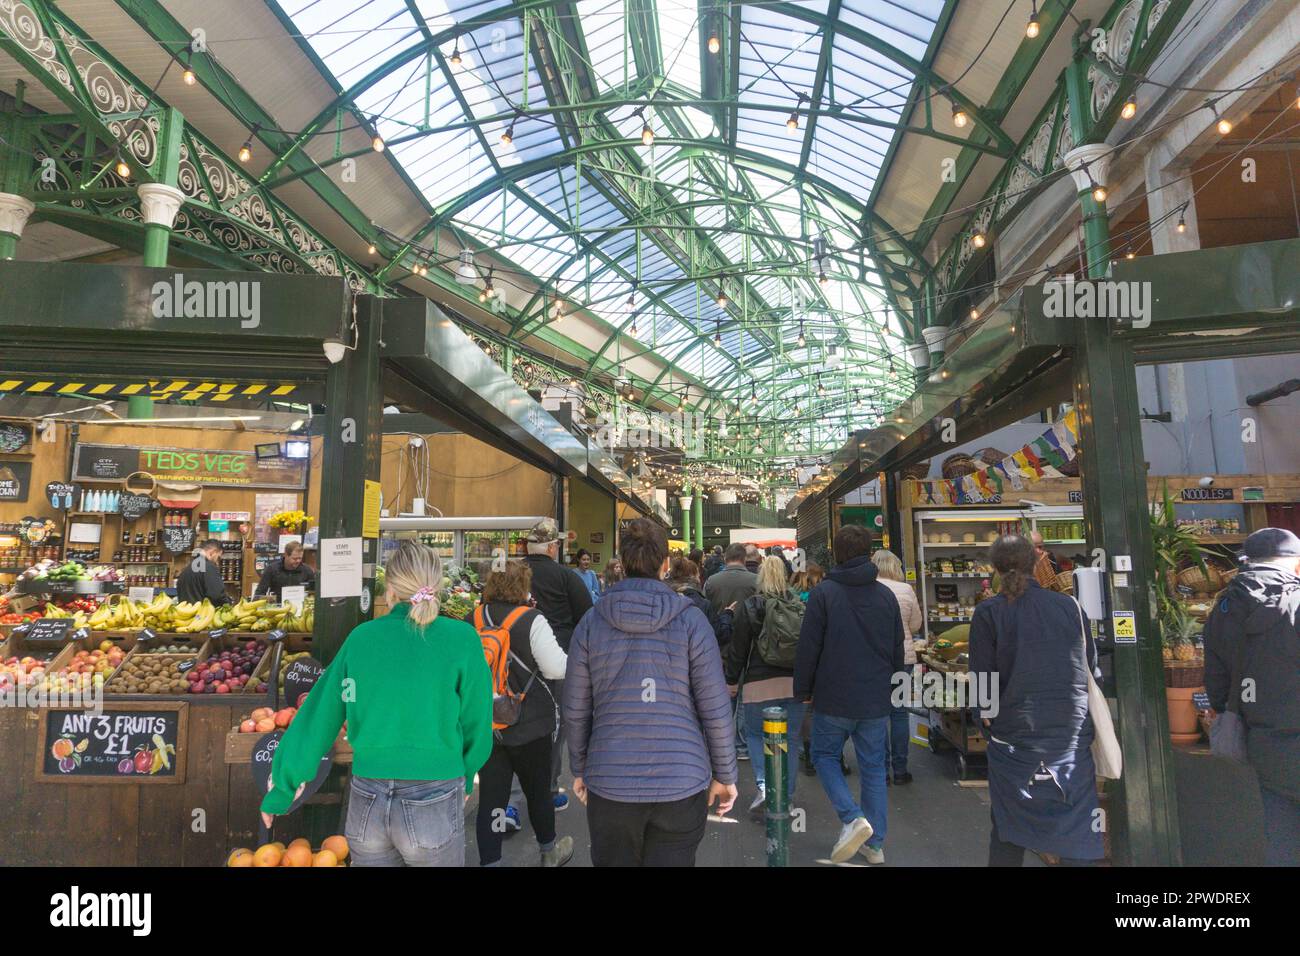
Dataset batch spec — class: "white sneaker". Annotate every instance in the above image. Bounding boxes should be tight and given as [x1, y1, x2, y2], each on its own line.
[830, 816, 873, 863]
[859, 843, 885, 865]
[748, 787, 766, 820]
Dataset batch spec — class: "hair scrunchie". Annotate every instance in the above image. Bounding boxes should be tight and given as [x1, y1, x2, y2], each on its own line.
[409, 586, 438, 605]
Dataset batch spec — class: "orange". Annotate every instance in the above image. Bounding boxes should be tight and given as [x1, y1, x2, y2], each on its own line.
[226, 848, 254, 867]
[51, 738, 73, 759]
[282, 844, 312, 868]
[321, 835, 349, 862]
[311, 849, 337, 867]
[252, 844, 282, 868]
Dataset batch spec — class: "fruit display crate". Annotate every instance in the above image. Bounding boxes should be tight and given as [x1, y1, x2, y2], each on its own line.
[100, 633, 280, 698]
[223, 729, 353, 765]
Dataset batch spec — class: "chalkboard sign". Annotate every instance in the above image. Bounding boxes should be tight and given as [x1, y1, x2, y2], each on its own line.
[0, 461, 32, 502]
[283, 657, 324, 709]
[36, 702, 187, 784]
[71, 444, 140, 482]
[45, 482, 77, 510]
[160, 526, 196, 555]
[0, 422, 30, 453]
[26, 619, 72, 642]
[119, 493, 157, 522]
[250, 730, 332, 813]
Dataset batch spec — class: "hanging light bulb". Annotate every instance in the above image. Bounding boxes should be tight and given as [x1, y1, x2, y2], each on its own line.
[367, 243, 377, 256]
[1124, 248, 1136, 260]
[1176, 213, 1187, 234]
[714, 322, 722, 347]
[182, 63, 196, 86]
[370, 117, 385, 152]
[708, 33, 721, 54]
[552, 295, 564, 320]
[1120, 97, 1137, 120]
[501, 121, 514, 146]
[1026, 1, 1041, 38]
[952, 103, 969, 129]
[641, 121, 655, 147]
[630, 317, 638, 337]
[818, 270, 829, 287]
[449, 43, 462, 67]
[1217, 116, 1233, 136]
[716, 285, 728, 308]
[626, 280, 638, 308]
[969, 307, 980, 321]
[971, 231, 987, 249]
[797, 323, 806, 348]
[114, 157, 131, 179]
[238, 136, 253, 164]
[787, 108, 799, 132]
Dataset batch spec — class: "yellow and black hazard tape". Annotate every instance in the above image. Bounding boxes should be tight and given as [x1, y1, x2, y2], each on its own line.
[0, 380, 298, 402]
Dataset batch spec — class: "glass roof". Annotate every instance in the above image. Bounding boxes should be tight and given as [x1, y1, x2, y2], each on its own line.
[275, 0, 947, 439]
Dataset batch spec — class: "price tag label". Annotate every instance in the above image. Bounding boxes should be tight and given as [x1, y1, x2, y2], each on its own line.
[280, 585, 306, 610]
[128, 586, 155, 604]
[1192, 690, 1211, 711]
[27, 618, 72, 642]
[139, 627, 158, 643]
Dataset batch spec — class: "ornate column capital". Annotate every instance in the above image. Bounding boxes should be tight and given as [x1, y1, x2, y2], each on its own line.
[137, 183, 186, 228]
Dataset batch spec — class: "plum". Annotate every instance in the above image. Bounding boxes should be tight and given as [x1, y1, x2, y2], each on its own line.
[117, 758, 133, 774]
[59, 757, 76, 773]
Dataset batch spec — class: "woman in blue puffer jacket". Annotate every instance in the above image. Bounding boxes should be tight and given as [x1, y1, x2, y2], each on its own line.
[563, 518, 739, 866]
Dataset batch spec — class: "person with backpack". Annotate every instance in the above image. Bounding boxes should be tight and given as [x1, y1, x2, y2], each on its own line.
[667, 556, 718, 639]
[563, 518, 738, 866]
[1204, 528, 1300, 866]
[795, 525, 903, 864]
[725, 555, 806, 819]
[470, 561, 573, 867]
[260, 541, 492, 866]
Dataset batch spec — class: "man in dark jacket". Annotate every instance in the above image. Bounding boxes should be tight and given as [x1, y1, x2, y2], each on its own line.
[1204, 528, 1300, 866]
[254, 541, 316, 600]
[704, 542, 758, 615]
[175, 539, 232, 605]
[524, 517, 593, 809]
[795, 525, 903, 864]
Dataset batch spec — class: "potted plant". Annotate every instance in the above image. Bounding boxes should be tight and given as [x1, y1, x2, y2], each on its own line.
[1149, 481, 1210, 740]
[268, 509, 313, 540]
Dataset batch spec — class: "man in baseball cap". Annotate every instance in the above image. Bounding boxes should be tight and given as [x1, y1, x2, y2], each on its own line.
[1203, 527, 1300, 865]
[523, 516, 593, 812]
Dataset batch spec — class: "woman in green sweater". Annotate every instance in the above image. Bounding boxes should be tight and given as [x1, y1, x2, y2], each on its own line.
[260, 541, 493, 866]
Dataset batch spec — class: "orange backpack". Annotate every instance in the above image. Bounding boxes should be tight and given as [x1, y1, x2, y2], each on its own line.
[473, 604, 536, 731]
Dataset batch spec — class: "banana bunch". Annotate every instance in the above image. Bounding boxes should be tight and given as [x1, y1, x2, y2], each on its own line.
[88, 598, 144, 631]
[280, 597, 314, 633]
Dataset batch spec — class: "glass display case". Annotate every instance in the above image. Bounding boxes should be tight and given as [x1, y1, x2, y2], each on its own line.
[377, 516, 550, 573]
[913, 506, 1085, 640]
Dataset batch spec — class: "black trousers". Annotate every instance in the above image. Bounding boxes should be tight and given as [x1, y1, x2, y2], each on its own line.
[475, 734, 555, 866]
[587, 789, 708, 867]
[988, 811, 1095, 867]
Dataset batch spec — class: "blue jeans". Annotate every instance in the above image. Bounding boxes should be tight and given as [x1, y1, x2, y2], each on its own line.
[742, 700, 804, 799]
[347, 776, 466, 867]
[887, 664, 913, 775]
[812, 712, 888, 848]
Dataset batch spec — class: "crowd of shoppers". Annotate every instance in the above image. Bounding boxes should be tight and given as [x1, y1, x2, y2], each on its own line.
[263, 516, 1300, 868]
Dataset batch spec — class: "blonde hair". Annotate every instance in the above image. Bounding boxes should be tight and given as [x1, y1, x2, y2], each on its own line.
[871, 549, 905, 582]
[386, 540, 444, 627]
[756, 555, 789, 596]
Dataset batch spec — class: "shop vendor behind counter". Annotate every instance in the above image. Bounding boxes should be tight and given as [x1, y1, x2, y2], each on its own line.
[255, 541, 316, 601]
[176, 539, 233, 605]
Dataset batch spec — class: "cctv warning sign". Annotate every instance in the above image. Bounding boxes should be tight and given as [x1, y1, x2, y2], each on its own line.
[1112, 611, 1137, 643]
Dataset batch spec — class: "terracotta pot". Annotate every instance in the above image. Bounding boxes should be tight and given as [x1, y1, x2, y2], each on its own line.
[1165, 685, 1203, 736]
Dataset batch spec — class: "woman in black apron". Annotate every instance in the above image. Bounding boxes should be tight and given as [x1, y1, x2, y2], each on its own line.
[969, 534, 1103, 865]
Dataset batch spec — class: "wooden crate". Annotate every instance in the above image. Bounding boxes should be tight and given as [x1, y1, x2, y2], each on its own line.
[224, 728, 353, 764]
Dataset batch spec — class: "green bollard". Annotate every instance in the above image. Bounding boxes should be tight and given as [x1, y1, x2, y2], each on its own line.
[763, 705, 789, 867]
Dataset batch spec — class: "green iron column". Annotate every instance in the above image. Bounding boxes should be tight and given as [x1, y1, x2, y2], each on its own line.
[137, 107, 185, 267]
[693, 491, 704, 552]
[315, 295, 383, 665]
[1062, 45, 1181, 865]
[0, 108, 34, 260]
[679, 489, 691, 550]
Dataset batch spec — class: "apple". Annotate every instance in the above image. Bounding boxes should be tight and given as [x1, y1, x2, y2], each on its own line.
[254, 717, 276, 733]
[239, 719, 256, 733]
[273, 708, 295, 729]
